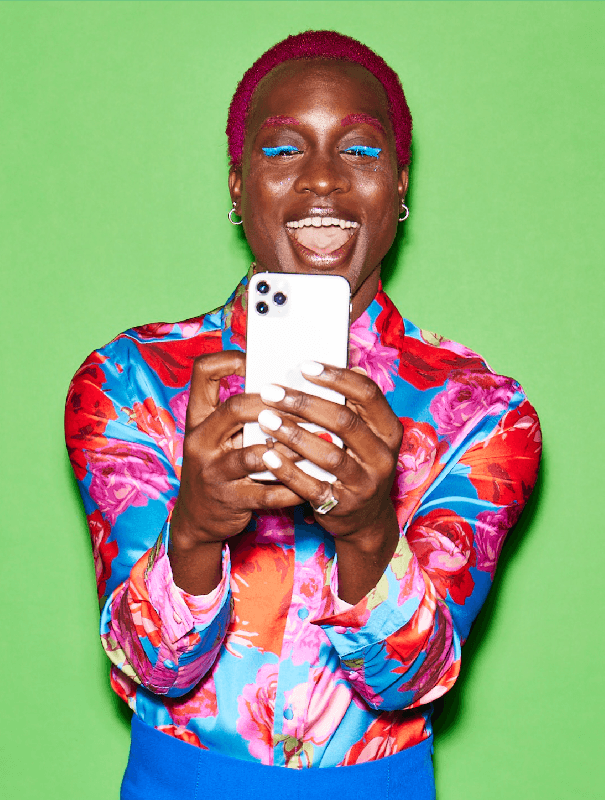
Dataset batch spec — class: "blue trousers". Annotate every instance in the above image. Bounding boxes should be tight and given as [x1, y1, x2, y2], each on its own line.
[121, 715, 436, 799]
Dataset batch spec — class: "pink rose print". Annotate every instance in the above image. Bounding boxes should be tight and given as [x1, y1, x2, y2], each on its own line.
[349, 311, 398, 394]
[254, 511, 295, 545]
[135, 322, 176, 339]
[88, 443, 172, 525]
[390, 419, 448, 528]
[219, 373, 245, 403]
[236, 663, 279, 764]
[284, 547, 331, 665]
[178, 318, 204, 338]
[392, 419, 439, 496]
[475, 504, 522, 578]
[169, 390, 189, 432]
[430, 372, 516, 442]
[282, 666, 353, 758]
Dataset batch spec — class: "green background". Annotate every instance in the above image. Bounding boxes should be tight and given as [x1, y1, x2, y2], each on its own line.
[1, 1, 603, 797]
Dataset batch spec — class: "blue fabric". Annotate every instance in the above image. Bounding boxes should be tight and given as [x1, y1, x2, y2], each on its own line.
[121, 715, 436, 800]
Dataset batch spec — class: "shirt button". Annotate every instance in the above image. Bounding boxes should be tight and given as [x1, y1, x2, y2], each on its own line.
[173, 612, 182, 624]
[297, 607, 309, 620]
[163, 659, 176, 670]
[283, 707, 294, 720]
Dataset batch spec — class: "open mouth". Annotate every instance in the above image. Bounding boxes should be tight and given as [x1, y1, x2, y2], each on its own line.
[286, 217, 359, 255]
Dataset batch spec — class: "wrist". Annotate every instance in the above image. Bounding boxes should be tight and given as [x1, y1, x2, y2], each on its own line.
[335, 504, 399, 555]
[170, 501, 222, 550]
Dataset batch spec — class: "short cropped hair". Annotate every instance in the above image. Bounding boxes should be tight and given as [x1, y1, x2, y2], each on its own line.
[226, 30, 412, 169]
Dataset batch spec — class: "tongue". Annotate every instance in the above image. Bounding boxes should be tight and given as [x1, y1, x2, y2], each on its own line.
[294, 225, 352, 254]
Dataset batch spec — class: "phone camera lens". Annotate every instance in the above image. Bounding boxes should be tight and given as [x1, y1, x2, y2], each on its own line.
[273, 292, 287, 306]
[257, 281, 270, 295]
[256, 301, 269, 315]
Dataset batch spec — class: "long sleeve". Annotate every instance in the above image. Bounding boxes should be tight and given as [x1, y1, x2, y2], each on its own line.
[65, 340, 232, 698]
[316, 379, 541, 712]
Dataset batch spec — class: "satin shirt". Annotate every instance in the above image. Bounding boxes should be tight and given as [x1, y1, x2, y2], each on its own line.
[65, 273, 541, 768]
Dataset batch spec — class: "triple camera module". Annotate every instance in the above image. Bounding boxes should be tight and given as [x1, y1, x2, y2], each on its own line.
[256, 280, 287, 315]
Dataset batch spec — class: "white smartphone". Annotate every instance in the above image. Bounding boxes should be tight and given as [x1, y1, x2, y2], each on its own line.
[243, 272, 351, 482]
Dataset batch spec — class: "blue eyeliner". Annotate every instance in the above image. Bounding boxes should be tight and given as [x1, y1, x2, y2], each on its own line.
[262, 145, 299, 157]
[344, 146, 381, 158]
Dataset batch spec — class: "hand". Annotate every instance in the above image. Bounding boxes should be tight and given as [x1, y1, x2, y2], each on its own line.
[257, 362, 403, 541]
[169, 351, 302, 594]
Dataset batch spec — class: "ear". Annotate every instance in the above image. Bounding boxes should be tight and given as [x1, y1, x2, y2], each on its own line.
[229, 166, 243, 212]
[397, 166, 409, 203]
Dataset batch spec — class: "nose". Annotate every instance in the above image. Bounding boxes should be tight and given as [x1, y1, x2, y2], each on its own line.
[293, 150, 350, 196]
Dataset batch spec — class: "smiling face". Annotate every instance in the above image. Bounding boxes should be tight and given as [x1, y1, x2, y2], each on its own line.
[229, 59, 408, 320]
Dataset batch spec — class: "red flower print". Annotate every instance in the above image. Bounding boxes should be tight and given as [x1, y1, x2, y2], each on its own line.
[156, 725, 207, 749]
[128, 397, 181, 471]
[376, 295, 487, 391]
[339, 711, 427, 765]
[87, 509, 118, 601]
[406, 509, 476, 604]
[65, 355, 118, 479]
[461, 399, 541, 506]
[228, 536, 294, 656]
[132, 330, 222, 387]
[166, 673, 218, 726]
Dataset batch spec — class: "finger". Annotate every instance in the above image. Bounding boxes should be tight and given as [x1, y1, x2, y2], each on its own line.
[259, 448, 337, 511]
[259, 382, 392, 465]
[257, 409, 361, 484]
[187, 351, 246, 429]
[299, 362, 402, 451]
[188, 392, 266, 452]
[216, 474, 303, 512]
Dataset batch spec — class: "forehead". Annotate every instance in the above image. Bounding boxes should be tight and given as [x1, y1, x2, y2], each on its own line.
[247, 59, 392, 134]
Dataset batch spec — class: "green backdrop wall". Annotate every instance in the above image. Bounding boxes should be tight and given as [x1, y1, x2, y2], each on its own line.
[2, 2, 603, 798]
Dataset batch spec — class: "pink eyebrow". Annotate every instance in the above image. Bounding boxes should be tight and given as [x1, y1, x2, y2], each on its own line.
[261, 116, 301, 128]
[340, 113, 385, 134]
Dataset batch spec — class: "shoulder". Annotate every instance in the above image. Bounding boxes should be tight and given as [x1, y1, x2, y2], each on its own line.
[374, 290, 526, 397]
[70, 307, 224, 393]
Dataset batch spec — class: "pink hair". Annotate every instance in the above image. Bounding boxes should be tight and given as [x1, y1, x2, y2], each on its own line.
[226, 30, 412, 169]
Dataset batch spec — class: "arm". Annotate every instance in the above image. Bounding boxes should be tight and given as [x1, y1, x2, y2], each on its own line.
[257, 365, 541, 710]
[321, 394, 541, 711]
[65, 345, 232, 696]
[66, 345, 303, 696]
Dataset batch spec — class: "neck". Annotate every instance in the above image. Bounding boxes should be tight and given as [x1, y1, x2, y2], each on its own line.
[350, 265, 381, 323]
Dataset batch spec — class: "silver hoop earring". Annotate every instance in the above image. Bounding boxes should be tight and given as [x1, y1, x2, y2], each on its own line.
[398, 204, 409, 223]
[228, 201, 243, 225]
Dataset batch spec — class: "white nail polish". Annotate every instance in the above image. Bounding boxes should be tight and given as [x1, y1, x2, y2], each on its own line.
[300, 360, 324, 377]
[258, 409, 282, 431]
[262, 450, 282, 470]
[260, 384, 286, 403]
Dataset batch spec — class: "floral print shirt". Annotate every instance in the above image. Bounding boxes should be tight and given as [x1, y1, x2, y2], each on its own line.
[65, 273, 541, 768]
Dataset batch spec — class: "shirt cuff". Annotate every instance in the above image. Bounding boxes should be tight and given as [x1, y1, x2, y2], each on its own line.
[313, 534, 424, 653]
[144, 519, 231, 644]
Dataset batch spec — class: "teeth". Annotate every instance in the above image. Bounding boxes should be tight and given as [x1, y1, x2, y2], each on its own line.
[286, 218, 359, 229]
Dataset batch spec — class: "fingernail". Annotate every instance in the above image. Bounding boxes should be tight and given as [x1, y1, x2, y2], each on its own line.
[260, 384, 286, 403]
[258, 409, 282, 431]
[300, 361, 324, 377]
[262, 450, 282, 470]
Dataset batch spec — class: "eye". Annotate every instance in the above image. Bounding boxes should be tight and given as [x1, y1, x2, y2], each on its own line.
[342, 146, 382, 158]
[262, 145, 301, 158]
